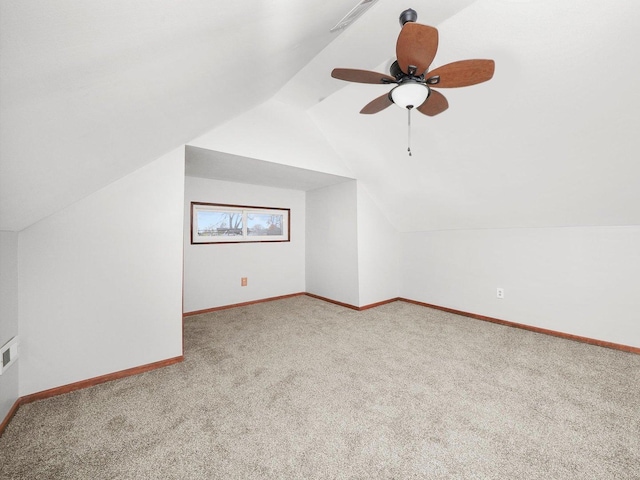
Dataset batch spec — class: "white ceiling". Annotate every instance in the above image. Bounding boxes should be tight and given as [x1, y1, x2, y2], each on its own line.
[308, 0, 640, 231]
[2, 0, 640, 232]
[0, 0, 358, 230]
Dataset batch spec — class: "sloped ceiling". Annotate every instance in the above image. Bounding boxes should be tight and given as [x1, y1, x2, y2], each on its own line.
[308, 0, 640, 231]
[2, 0, 640, 232]
[0, 0, 362, 230]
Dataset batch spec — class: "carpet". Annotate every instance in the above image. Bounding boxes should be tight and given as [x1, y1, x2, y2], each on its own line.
[1, 296, 639, 479]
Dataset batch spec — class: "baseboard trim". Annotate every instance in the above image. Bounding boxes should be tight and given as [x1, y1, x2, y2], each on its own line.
[304, 293, 400, 311]
[304, 293, 360, 310]
[185, 293, 639, 354]
[20, 355, 184, 406]
[358, 297, 401, 311]
[183, 293, 306, 317]
[0, 355, 183, 437]
[0, 399, 21, 438]
[400, 298, 640, 355]
[184, 293, 400, 314]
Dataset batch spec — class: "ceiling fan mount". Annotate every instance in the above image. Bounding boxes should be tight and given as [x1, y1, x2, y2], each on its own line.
[398, 8, 418, 27]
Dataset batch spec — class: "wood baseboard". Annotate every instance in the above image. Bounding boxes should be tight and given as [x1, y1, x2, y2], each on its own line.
[304, 293, 400, 311]
[185, 292, 400, 314]
[400, 298, 640, 355]
[358, 297, 402, 311]
[183, 293, 306, 317]
[186, 293, 639, 354]
[20, 355, 184, 405]
[0, 399, 21, 438]
[0, 355, 183, 437]
[304, 293, 360, 310]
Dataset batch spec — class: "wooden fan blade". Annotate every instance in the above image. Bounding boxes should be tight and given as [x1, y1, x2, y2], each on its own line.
[417, 90, 449, 116]
[331, 68, 396, 84]
[396, 23, 438, 76]
[426, 59, 495, 88]
[360, 93, 393, 114]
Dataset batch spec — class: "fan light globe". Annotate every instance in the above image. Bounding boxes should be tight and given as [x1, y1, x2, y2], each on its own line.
[391, 83, 429, 109]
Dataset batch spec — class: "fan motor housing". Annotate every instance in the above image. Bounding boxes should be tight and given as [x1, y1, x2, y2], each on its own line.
[389, 60, 403, 79]
[390, 60, 424, 82]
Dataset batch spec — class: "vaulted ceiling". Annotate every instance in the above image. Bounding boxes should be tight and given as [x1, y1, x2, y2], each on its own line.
[2, 0, 640, 232]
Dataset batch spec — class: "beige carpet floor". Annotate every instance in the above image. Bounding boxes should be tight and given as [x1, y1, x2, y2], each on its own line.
[1, 296, 639, 479]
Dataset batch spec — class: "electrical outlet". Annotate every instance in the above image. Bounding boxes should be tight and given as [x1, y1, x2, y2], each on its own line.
[241, 277, 247, 287]
[496, 288, 504, 299]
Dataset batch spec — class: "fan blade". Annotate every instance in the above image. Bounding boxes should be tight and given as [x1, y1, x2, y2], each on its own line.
[360, 93, 393, 114]
[426, 59, 495, 88]
[417, 90, 449, 116]
[396, 23, 438, 76]
[331, 68, 396, 84]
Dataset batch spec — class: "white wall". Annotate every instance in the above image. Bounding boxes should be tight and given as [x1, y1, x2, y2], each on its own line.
[0, 231, 19, 420]
[183, 176, 306, 312]
[306, 181, 359, 307]
[357, 185, 399, 306]
[400, 226, 640, 349]
[189, 99, 354, 179]
[18, 149, 185, 396]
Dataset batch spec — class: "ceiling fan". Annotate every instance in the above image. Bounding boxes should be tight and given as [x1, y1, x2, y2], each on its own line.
[331, 9, 495, 153]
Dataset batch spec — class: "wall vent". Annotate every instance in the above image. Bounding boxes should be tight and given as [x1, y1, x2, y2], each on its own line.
[0, 336, 18, 375]
[330, 0, 379, 32]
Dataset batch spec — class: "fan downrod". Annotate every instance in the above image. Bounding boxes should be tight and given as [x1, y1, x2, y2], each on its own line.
[399, 8, 417, 26]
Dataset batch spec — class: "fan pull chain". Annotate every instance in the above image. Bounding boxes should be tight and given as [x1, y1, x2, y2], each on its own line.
[407, 108, 412, 156]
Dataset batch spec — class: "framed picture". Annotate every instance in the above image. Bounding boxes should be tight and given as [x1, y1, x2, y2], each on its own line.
[191, 202, 290, 244]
